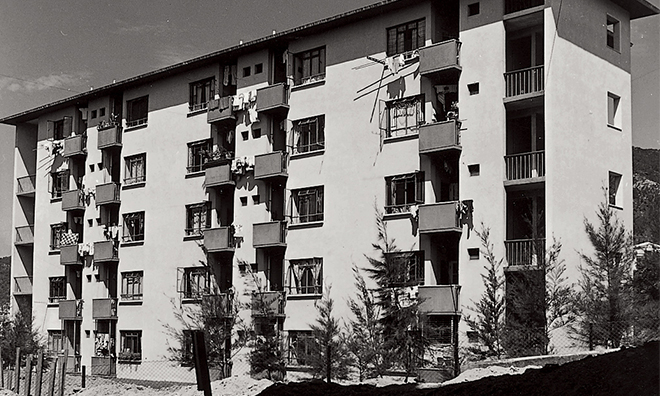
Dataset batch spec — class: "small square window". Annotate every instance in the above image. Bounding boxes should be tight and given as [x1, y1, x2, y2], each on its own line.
[468, 83, 479, 95]
[607, 92, 621, 129]
[99, 107, 106, 117]
[243, 66, 251, 77]
[606, 16, 620, 51]
[609, 171, 622, 208]
[255, 63, 263, 74]
[252, 128, 261, 139]
[123, 212, 145, 242]
[468, 164, 480, 176]
[126, 96, 148, 128]
[241, 130, 249, 141]
[252, 195, 260, 205]
[468, 3, 480, 16]
[91, 110, 97, 119]
[240, 197, 248, 206]
[468, 248, 480, 260]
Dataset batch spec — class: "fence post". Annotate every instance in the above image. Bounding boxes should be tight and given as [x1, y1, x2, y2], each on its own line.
[14, 347, 21, 395]
[58, 357, 67, 396]
[47, 357, 58, 396]
[192, 330, 212, 396]
[35, 351, 44, 396]
[24, 354, 32, 396]
[0, 345, 3, 388]
[81, 365, 85, 388]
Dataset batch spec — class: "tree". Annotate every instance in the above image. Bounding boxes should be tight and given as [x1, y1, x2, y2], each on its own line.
[628, 250, 660, 343]
[573, 197, 634, 348]
[345, 266, 386, 381]
[464, 225, 505, 359]
[0, 306, 44, 368]
[309, 287, 351, 382]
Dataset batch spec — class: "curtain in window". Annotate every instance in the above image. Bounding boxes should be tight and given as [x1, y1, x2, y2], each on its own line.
[287, 258, 322, 295]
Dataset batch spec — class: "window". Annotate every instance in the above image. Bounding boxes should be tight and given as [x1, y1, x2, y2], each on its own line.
[189, 78, 215, 112]
[50, 170, 69, 198]
[242, 66, 251, 77]
[187, 139, 212, 173]
[468, 2, 480, 16]
[255, 63, 263, 74]
[290, 186, 324, 224]
[294, 47, 326, 85]
[427, 316, 453, 344]
[288, 330, 316, 366]
[121, 271, 143, 300]
[91, 110, 97, 119]
[385, 172, 424, 214]
[49, 277, 66, 303]
[468, 164, 480, 176]
[126, 96, 148, 128]
[122, 212, 145, 242]
[384, 251, 424, 286]
[287, 258, 322, 295]
[185, 202, 210, 236]
[468, 82, 480, 95]
[386, 19, 425, 57]
[99, 107, 106, 117]
[292, 115, 325, 154]
[50, 223, 67, 250]
[383, 95, 424, 138]
[124, 154, 146, 185]
[609, 171, 622, 208]
[48, 330, 64, 354]
[468, 248, 480, 260]
[606, 15, 620, 51]
[178, 267, 211, 300]
[119, 331, 142, 362]
[53, 119, 65, 140]
[47, 117, 71, 140]
[607, 92, 621, 129]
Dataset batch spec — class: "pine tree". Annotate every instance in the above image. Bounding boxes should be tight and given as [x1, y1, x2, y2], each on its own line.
[0, 307, 43, 367]
[309, 288, 351, 382]
[629, 250, 660, 343]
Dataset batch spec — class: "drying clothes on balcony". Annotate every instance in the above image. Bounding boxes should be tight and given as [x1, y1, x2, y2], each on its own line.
[233, 93, 246, 110]
[78, 242, 94, 256]
[232, 224, 243, 238]
[385, 54, 405, 75]
[60, 231, 79, 247]
[248, 90, 257, 103]
[218, 95, 233, 110]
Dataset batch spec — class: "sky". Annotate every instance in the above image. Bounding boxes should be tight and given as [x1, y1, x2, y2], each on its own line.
[0, 0, 658, 257]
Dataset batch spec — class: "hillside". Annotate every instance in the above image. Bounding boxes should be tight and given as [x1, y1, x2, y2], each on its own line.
[633, 147, 660, 244]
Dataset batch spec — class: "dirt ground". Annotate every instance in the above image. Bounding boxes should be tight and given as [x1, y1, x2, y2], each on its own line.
[257, 341, 659, 396]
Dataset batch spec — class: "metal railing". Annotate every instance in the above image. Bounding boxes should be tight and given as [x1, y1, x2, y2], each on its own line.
[505, 238, 546, 266]
[126, 117, 147, 128]
[505, 65, 544, 97]
[505, 150, 545, 181]
[505, 0, 544, 14]
[16, 175, 35, 195]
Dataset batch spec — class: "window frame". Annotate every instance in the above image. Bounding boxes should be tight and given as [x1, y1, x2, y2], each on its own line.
[50, 170, 69, 199]
[50, 223, 68, 251]
[48, 330, 64, 354]
[386, 18, 426, 57]
[185, 202, 211, 237]
[287, 330, 316, 366]
[385, 172, 424, 214]
[187, 139, 212, 173]
[606, 15, 620, 52]
[608, 171, 622, 208]
[124, 153, 146, 185]
[290, 186, 324, 224]
[121, 271, 143, 301]
[607, 92, 621, 129]
[294, 46, 326, 86]
[122, 211, 145, 243]
[292, 115, 325, 155]
[126, 96, 148, 128]
[119, 330, 142, 362]
[384, 95, 425, 138]
[49, 276, 67, 303]
[384, 250, 424, 287]
[189, 77, 215, 112]
[287, 258, 323, 296]
[178, 267, 211, 300]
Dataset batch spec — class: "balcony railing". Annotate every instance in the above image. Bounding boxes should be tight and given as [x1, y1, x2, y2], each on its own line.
[251, 291, 286, 317]
[505, 238, 546, 266]
[202, 294, 234, 318]
[91, 356, 116, 376]
[15, 225, 34, 246]
[96, 182, 121, 205]
[254, 151, 288, 180]
[205, 162, 234, 188]
[13, 276, 33, 296]
[16, 175, 35, 196]
[94, 240, 119, 262]
[97, 125, 122, 149]
[505, 150, 545, 181]
[61, 189, 86, 211]
[256, 83, 289, 114]
[207, 97, 236, 124]
[60, 245, 81, 265]
[418, 202, 462, 234]
[505, 65, 544, 98]
[59, 299, 83, 320]
[505, 0, 544, 14]
[62, 135, 87, 157]
[418, 285, 461, 314]
[92, 298, 118, 319]
[418, 39, 461, 77]
[418, 120, 461, 154]
[204, 227, 235, 252]
[253, 221, 287, 248]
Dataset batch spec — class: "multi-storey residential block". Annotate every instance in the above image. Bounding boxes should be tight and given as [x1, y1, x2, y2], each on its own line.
[3, 0, 655, 380]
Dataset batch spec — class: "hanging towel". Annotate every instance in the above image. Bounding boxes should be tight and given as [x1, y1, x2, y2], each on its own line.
[223, 65, 230, 86]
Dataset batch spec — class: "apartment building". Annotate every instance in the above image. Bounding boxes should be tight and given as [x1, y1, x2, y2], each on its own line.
[3, 0, 655, 380]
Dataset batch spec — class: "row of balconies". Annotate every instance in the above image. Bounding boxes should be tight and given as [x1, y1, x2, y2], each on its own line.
[60, 182, 120, 212]
[58, 125, 123, 158]
[59, 240, 117, 266]
[58, 298, 116, 320]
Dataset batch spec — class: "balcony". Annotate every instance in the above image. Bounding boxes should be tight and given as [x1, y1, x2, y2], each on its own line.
[419, 120, 461, 155]
[418, 285, 461, 315]
[207, 97, 236, 124]
[96, 182, 120, 206]
[91, 356, 116, 376]
[94, 240, 119, 262]
[251, 291, 286, 317]
[16, 175, 35, 197]
[62, 135, 87, 158]
[505, 0, 544, 15]
[504, 65, 544, 101]
[256, 83, 289, 114]
[15, 225, 34, 246]
[205, 162, 235, 188]
[61, 189, 85, 211]
[202, 294, 234, 318]
[504, 151, 545, 186]
[60, 245, 82, 265]
[418, 202, 462, 234]
[13, 276, 33, 296]
[505, 238, 546, 267]
[253, 221, 287, 248]
[418, 40, 461, 82]
[59, 299, 83, 320]
[254, 151, 288, 181]
[92, 298, 118, 319]
[204, 227, 235, 253]
[97, 125, 122, 149]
